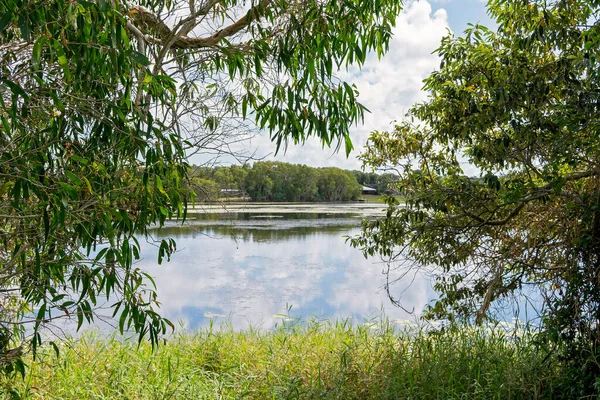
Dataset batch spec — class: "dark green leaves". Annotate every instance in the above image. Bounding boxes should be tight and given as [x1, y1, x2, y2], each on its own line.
[483, 174, 501, 191]
[0, 0, 406, 374]
[0, 11, 12, 32]
[356, 6, 600, 388]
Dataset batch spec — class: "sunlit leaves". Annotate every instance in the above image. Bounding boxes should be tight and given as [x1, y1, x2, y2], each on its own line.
[199, 0, 402, 155]
[354, 5, 600, 385]
[0, 0, 406, 375]
[0, 0, 187, 364]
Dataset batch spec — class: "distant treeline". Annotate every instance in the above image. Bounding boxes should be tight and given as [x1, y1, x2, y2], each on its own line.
[188, 162, 395, 202]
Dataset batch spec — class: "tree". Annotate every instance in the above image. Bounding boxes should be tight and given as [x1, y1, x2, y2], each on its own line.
[293, 164, 319, 201]
[317, 167, 361, 201]
[245, 162, 275, 200]
[266, 162, 318, 201]
[230, 164, 249, 196]
[213, 167, 236, 190]
[351, 170, 377, 188]
[0, 0, 404, 370]
[191, 178, 220, 201]
[352, 0, 600, 394]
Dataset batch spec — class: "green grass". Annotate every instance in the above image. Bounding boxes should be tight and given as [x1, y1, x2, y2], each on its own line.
[2, 319, 562, 399]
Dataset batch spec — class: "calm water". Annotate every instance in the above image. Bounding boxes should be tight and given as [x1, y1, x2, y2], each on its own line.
[44, 203, 539, 337]
[129, 204, 438, 330]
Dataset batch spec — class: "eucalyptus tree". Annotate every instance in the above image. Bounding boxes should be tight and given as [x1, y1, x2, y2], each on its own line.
[0, 0, 404, 371]
[352, 0, 600, 393]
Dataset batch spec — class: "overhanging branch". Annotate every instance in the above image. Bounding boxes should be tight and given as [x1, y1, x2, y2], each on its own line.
[126, 0, 269, 49]
[448, 169, 600, 227]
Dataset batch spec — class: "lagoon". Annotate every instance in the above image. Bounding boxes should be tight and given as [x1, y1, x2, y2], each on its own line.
[129, 202, 437, 331]
[48, 202, 537, 337]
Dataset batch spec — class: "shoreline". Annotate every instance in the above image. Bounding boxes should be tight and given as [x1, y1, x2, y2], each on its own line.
[3, 322, 560, 399]
[186, 201, 389, 217]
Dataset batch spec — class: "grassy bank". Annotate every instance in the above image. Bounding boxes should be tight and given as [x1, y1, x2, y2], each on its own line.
[2, 320, 560, 399]
[360, 194, 386, 203]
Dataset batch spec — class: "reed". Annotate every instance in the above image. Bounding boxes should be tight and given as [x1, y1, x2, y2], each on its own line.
[2, 319, 562, 399]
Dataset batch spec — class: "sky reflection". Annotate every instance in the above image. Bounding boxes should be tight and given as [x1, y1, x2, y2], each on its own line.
[138, 214, 437, 330]
[44, 209, 539, 338]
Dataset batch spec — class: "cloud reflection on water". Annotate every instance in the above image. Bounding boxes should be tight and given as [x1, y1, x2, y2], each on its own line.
[139, 215, 436, 331]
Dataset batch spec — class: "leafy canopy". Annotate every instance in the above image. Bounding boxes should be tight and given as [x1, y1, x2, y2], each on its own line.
[353, 0, 600, 392]
[0, 0, 404, 370]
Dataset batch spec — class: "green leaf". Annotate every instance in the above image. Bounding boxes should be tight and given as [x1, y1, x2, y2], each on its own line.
[14, 359, 26, 380]
[58, 182, 77, 199]
[65, 171, 83, 186]
[121, 26, 130, 49]
[36, 304, 46, 326]
[43, 208, 50, 241]
[32, 36, 45, 70]
[307, 57, 315, 81]
[343, 82, 354, 98]
[81, 176, 93, 194]
[119, 304, 130, 333]
[94, 247, 109, 262]
[155, 175, 166, 195]
[242, 97, 248, 119]
[344, 135, 353, 156]
[57, 55, 71, 80]
[18, 15, 30, 41]
[0, 11, 12, 32]
[69, 154, 89, 165]
[126, 49, 150, 66]
[51, 40, 70, 79]
[50, 341, 60, 359]
[0, 78, 29, 101]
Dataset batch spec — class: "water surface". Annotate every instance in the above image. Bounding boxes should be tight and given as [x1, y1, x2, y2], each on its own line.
[134, 204, 436, 330]
[46, 203, 538, 337]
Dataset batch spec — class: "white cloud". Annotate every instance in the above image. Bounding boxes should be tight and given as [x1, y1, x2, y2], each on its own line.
[130, 225, 435, 331]
[234, 0, 451, 170]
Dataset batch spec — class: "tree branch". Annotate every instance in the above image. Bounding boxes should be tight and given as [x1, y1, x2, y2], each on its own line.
[448, 169, 600, 227]
[127, 0, 269, 49]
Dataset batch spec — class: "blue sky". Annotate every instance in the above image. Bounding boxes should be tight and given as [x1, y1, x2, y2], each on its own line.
[432, 0, 494, 34]
[196, 0, 494, 171]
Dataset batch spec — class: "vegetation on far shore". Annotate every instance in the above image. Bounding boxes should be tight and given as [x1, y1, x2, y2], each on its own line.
[2, 320, 565, 399]
[189, 161, 396, 203]
[190, 193, 389, 205]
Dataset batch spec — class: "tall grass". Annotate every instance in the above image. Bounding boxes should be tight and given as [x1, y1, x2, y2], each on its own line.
[2, 319, 561, 399]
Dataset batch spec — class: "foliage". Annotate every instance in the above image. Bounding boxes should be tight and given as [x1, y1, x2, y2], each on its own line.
[316, 167, 361, 201]
[190, 161, 364, 202]
[234, 161, 361, 202]
[0, 0, 404, 371]
[1, 321, 562, 399]
[352, 0, 600, 395]
[190, 178, 220, 202]
[351, 170, 396, 194]
[244, 162, 276, 200]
